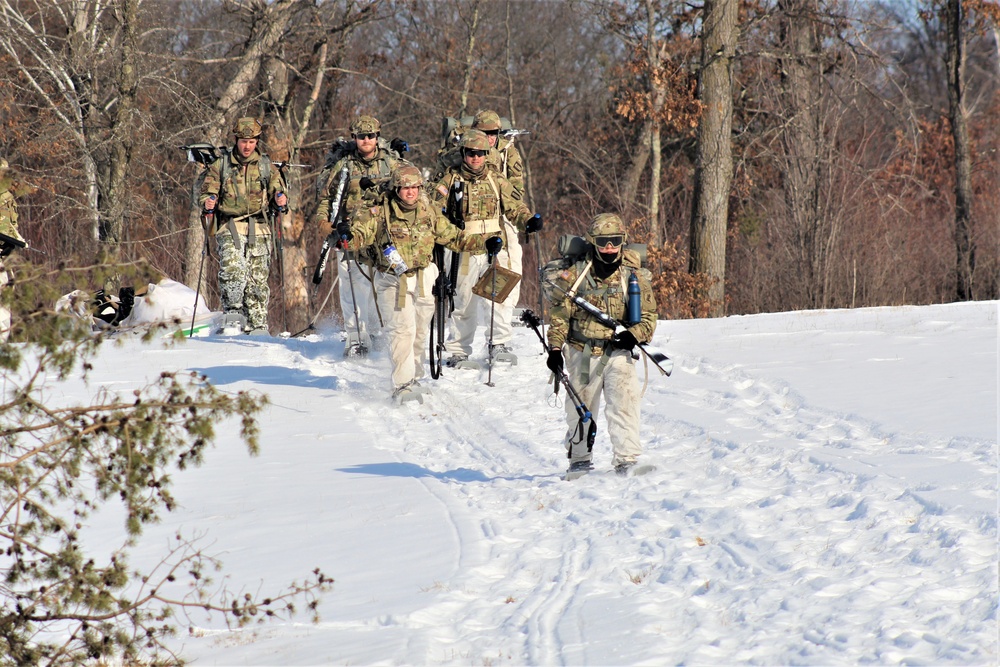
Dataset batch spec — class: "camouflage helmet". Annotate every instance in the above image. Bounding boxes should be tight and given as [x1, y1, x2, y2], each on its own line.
[587, 213, 628, 262]
[472, 110, 502, 131]
[460, 129, 492, 152]
[350, 115, 381, 135]
[232, 117, 262, 139]
[391, 164, 424, 189]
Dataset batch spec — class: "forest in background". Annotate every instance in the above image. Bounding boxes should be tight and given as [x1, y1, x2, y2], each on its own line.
[1, 0, 997, 335]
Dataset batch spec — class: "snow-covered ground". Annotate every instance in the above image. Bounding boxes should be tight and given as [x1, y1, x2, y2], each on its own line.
[73, 297, 997, 665]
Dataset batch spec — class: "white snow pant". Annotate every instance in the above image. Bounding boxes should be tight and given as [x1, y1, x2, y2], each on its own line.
[338, 250, 380, 348]
[562, 345, 643, 466]
[0, 266, 9, 342]
[445, 243, 520, 356]
[502, 219, 523, 312]
[374, 265, 437, 391]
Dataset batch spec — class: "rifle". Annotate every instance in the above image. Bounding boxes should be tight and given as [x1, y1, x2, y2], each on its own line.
[0, 232, 27, 258]
[501, 129, 530, 140]
[519, 308, 596, 451]
[445, 180, 465, 298]
[429, 243, 449, 379]
[542, 278, 673, 377]
[312, 163, 349, 285]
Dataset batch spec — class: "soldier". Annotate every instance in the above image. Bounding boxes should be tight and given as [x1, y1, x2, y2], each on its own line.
[471, 109, 525, 196]
[544, 213, 657, 477]
[199, 117, 287, 335]
[431, 129, 542, 367]
[315, 115, 403, 356]
[342, 165, 495, 403]
[0, 157, 28, 342]
[471, 109, 527, 317]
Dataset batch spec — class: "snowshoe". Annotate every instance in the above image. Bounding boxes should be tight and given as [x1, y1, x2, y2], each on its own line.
[489, 344, 518, 366]
[392, 381, 424, 405]
[615, 461, 656, 477]
[216, 312, 247, 335]
[563, 460, 594, 481]
[446, 353, 481, 370]
[344, 342, 369, 358]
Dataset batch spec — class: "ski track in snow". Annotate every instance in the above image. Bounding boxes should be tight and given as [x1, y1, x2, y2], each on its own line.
[257, 317, 996, 666]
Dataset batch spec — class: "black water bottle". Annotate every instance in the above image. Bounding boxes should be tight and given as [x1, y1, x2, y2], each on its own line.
[626, 270, 641, 326]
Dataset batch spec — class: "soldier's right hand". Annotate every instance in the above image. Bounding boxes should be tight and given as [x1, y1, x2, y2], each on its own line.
[202, 194, 217, 213]
[336, 221, 353, 242]
[546, 348, 564, 375]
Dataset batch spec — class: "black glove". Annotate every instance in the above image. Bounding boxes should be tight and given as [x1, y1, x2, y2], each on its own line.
[611, 329, 638, 352]
[358, 176, 376, 190]
[546, 348, 564, 375]
[390, 137, 409, 154]
[336, 221, 353, 242]
[484, 235, 503, 260]
[525, 214, 543, 234]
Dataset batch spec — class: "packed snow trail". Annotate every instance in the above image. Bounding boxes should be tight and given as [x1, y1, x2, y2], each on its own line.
[68, 302, 995, 665]
[225, 302, 995, 666]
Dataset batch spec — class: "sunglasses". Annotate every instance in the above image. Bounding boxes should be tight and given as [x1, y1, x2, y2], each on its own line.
[354, 132, 378, 140]
[482, 129, 500, 136]
[594, 234, 625, 248]
[464, 149, 488, 158]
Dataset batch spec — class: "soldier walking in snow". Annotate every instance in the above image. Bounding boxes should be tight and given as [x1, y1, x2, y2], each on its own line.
[199, 117, 288, 335]
[315, 115, 406, 356]
[544, 213, 657, 476]
[430, 129, 542, 367]
[343, 165, 494, 403]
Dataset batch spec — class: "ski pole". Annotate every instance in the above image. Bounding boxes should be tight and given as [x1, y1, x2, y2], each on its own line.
[292, 275, 339, 338]
[485, 253, 499, 387]
[518, 308, 595, 434]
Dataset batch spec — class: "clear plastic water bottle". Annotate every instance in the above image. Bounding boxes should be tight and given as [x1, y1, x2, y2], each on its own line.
[383, 244, 408, 276]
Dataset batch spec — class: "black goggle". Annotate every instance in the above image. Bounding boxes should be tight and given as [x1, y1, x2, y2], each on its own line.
[594, 234, 625, 248]
[353, 132, 378, 140]
[464, 149, 488, 158]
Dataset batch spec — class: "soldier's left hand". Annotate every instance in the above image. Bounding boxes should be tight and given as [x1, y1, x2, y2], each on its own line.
[275, 192, 288, 209]
[525, 214, 543, 234]
[611, 329, 639, 352]
[484, 235, 503, 260]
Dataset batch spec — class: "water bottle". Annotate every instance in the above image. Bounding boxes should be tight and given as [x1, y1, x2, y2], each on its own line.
[625, 270, 642, 326]
[383, 244, 408, 276]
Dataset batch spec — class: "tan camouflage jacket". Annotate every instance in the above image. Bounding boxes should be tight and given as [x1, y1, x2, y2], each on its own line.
[315, 148, 402, 225]
[430, 167, 532, 251]
[346, 192, 486, 273]
[546, 248, 657, 353]
[198, 148, 284, 233]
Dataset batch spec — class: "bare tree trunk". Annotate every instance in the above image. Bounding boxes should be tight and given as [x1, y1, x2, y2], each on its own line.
[690, 0, 738, 317]
[646, 0, 663, 247]
[457, 0, 482, 117]
[622, 121, 652, 217]
[99, 0, 139, 256]
[946, 0, 975, 300]
[778, 0, 826, 308]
